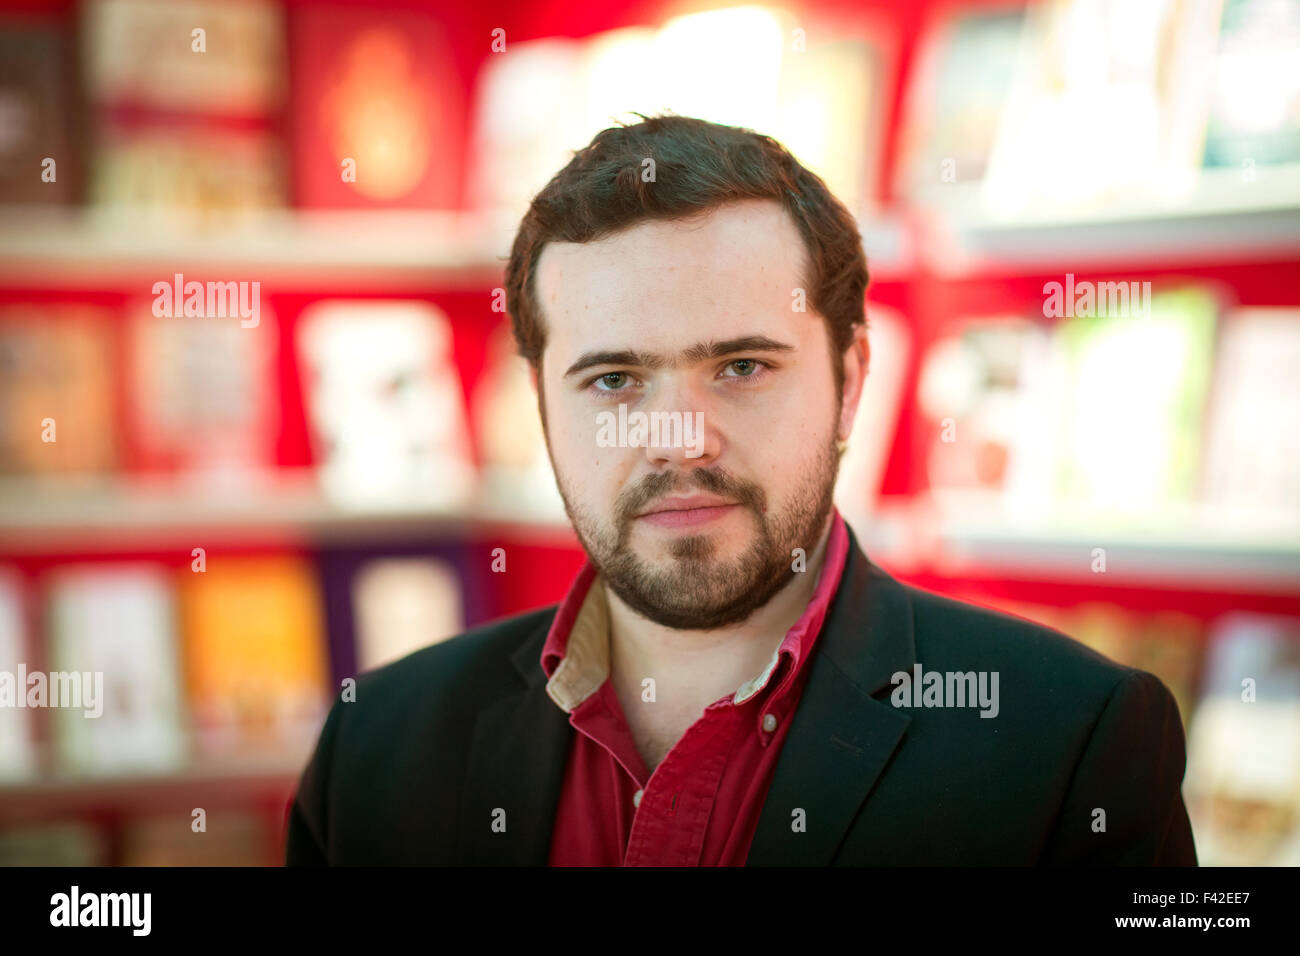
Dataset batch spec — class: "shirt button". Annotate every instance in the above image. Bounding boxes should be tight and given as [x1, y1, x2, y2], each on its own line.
[633, 789, 644, 808]
[762, 713, 778, 733]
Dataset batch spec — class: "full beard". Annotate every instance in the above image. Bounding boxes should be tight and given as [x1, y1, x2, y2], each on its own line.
[554, 436, 840, 631]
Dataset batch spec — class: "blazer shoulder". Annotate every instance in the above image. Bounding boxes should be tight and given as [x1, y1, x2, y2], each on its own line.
[352, 603, 559, 703]
[900, 580, 1139, 697]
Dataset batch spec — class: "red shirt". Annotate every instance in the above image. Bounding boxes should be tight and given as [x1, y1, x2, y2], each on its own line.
[543, 510, 850, 866]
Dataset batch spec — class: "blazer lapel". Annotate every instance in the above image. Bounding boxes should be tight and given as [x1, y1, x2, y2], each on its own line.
[456, 619, 573, 865]
[746, 528, 917, 866]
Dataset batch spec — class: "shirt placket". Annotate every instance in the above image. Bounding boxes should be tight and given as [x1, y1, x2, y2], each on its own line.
[622, 698, 746, 866]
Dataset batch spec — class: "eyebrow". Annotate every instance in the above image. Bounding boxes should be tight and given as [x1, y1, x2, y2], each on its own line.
[562, 335, 796, 378]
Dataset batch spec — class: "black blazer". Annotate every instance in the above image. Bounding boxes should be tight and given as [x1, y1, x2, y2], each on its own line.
[286, 527, 1197, 865]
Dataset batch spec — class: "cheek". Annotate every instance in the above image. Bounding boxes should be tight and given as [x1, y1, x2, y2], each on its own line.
[549, 398, 625, 496]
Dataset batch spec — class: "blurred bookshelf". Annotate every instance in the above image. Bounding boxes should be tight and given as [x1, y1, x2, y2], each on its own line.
[0, 471, 578, 552]
[0, 208, 507, 291]
[1, 0, 1299, 867]
[914, 165, 1300, 274]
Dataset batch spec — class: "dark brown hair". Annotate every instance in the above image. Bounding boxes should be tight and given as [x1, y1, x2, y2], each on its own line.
[503, 112, 869, 394]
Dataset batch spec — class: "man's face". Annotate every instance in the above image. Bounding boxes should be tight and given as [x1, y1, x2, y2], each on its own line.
[533, 199, 861, 630]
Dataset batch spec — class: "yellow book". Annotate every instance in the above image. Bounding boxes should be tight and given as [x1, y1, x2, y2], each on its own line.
[177, 555, 329, 765]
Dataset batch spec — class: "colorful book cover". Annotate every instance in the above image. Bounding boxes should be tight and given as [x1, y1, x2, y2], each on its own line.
[0, 567, 37, 781]
[176, 554, 329, 763]
[83, 0, 285, 114]
[917, 315, 1053, 510]
[0, 18, 80, 204]
[89, 124, 287, 215]
[1184, 613, 1300, 865]
[897, 7, 1025, 193]
[834, 304, 910, 521]
[352, 557, 464, 672]
[46, 564, 188, 777]
[1051, 286, 1218, 517]
[0, 307, 119, 476]
[472, 322, 565, 520]
[982, 0, 1217, 214]
[297, 300, 476, 508]
[289, 3, 462, 208]
[1202, 307, 1300, 517]
[124, 299, 278, 478]
[1202, 0, 1300, 169]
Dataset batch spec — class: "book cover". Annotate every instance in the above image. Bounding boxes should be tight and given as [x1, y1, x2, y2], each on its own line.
[1184, 612, 1300, 865]
[352, 557, 465, 672]
[1051, 286, 1218, 518]
[0, 18, 80, 204]
[289, 3, 463, 208]
[46, 564, 188, 777]
[1202, 307, 1300, 518]
[176, 554, 329, 764]
[0, 306, 118, 476]
[124, 299, 278, 479]
[297, 300, 476, 508]
[0, 567, 37, 781]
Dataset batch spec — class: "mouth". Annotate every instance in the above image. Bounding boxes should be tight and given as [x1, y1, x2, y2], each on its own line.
[635, 495, 740, 529]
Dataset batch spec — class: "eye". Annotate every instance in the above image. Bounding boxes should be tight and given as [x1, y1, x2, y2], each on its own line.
[589, 371, 636, 392]
[720, 358, 769, 380]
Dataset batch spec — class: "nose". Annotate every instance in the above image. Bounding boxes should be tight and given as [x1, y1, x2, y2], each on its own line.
[643, 376, 721, 468]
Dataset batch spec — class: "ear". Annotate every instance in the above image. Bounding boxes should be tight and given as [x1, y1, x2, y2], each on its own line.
[837, 323, 870, 443]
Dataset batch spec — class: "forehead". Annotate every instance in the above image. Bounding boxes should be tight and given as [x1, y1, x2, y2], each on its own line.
[534, 199, 812, 367]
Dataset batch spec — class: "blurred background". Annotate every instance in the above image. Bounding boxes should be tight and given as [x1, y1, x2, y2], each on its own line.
[0, 0, 1297, 866]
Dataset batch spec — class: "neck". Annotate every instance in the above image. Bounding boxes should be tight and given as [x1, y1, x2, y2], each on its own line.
[605, 511, 836, 720]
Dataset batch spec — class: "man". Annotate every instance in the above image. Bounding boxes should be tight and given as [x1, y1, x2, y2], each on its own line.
[286, 114, 1197, 866]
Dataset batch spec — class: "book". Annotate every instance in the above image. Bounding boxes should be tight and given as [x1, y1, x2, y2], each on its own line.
[834, 304, 911, 521]
[917, 315, 1053, 511]
[83, 0, 285, 114]
[45, 564, 188, 777]
[1202, 0, 1300, 169]
[0, 566, 37, 781]
[176, 554, 329, 764]
[0, 307, 118, 476]
[1202, 307, 1300, 519]
[289, 3, 461, 208]
[352, 557, 465, 672]
[297, 300, 476, 508]
[0, 19, 80, 204]
[1184, 613, 1300, 865]
[89, 124, 286, 217]
[982, 0, 1219, 215]
[472, 322, 565, 519]
[897, 7, 1026, 194]
[124, 299, 278, 480]
[1050, 286, 1218, 519]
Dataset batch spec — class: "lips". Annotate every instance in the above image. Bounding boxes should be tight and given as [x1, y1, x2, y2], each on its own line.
[636, 495, 740, 529]
[638, 494, 737, 517]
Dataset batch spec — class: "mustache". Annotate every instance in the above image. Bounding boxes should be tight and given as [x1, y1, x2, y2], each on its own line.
[616, 467, 766, 524]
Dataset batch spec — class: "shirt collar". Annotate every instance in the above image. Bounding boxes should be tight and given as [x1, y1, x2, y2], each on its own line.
[541, 509, 851, 713]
